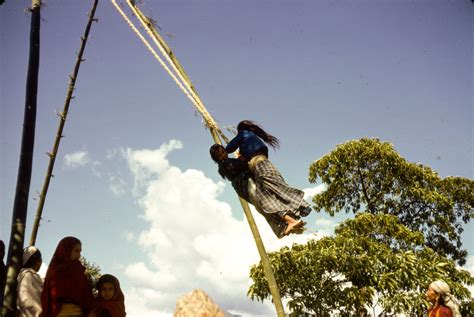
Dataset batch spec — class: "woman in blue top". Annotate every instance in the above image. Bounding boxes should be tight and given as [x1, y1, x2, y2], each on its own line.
[225, 120, 311, 236]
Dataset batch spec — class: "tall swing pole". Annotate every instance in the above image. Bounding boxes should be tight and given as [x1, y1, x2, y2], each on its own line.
[208, 130, 285, 316]
[29, 0, 99, 247]
[2, 1, 41, 315]
[112, 2, 286, 315]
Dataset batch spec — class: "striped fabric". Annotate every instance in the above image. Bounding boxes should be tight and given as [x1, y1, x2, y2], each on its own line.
[224, 157, 311, 238]
[252, 159, 310, 219]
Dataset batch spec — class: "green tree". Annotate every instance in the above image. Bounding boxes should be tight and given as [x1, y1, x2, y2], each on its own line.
[80, 257, 101, 291]
[308, 138, 473, 265]
[248, 213, 473, 316]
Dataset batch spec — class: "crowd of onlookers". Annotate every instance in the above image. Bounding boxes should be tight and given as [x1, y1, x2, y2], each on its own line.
[2, 237, 125, 317]
[1, 236, 462, 317]
[0, 237, 228, 317]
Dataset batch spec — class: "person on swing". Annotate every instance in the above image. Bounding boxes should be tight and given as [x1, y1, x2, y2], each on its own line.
[213, 120, 312, 236]
[210, 144, 304, 237]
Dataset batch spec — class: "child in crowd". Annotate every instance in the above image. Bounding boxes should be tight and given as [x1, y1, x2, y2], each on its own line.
[222, 120, 312, 235]
[93, 274, 126, 317]
[17, 246, 43, 317]
[41, 236, 96, 317]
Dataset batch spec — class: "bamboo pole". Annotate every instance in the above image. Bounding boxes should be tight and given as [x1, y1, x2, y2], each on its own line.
[121, 4, 285, 316]
[209, 128, 286, 316]
[236, 199, 286, 316]
[2, 1, 41, 315]
[29, 0, 99, 246]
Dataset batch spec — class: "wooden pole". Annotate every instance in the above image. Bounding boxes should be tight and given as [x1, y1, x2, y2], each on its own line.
[2, 1, 41, 315]
[114, 4, 286, 315]
[238, 201, 286, 315]
[209, 127, 285, 315]
[29, 0, 99, 247]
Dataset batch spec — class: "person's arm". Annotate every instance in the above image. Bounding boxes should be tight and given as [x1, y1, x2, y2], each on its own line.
[225, 131, 244, 153]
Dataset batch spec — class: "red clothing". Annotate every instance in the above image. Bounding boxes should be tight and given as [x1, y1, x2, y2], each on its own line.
[41, 237, 95, 317]
[95, 274, 126, 317]
[428, 305, 453, 317]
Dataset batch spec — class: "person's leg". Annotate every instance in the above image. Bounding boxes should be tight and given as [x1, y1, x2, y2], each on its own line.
[250, 158, 308, 236]
[252, 158, 309, 218]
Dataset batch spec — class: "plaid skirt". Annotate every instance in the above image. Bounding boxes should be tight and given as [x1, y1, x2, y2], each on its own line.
[247, 178, 288, 238]
[231, 158, 311, 238]
[252, 158, 310, 218]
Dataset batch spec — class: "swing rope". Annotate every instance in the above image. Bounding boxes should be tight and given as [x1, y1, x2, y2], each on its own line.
[111, 2, 285, 316]
[126, 2, 217, 133]
[111, 0, 227, 143]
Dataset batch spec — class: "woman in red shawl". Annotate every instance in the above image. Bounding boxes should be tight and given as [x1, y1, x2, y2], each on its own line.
[93, 274, 126, 317]
[41, 237, 95, 317]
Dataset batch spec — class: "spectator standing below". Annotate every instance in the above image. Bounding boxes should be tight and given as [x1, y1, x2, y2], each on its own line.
[224, 120, 312, 235]
[17, 246, 43, 317]
[41, 236, 95, 317]
[426, 280, 461, 317]
[92, 274, 126, 317]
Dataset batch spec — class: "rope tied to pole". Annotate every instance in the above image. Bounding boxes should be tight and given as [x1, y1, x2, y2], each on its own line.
[110, 2, 285, 315]
[111, 0, 228, 143]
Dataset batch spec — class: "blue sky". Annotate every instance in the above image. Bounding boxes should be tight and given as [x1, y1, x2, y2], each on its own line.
[1, 1, 472, 316]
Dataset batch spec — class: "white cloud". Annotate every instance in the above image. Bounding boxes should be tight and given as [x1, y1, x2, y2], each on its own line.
[125, 139, 183, 193]
[125, 287, 173, 317]
[125, 231, 135, 242]
[63, 151, 90, 168]
[303, 183, 327, 200]
[91, 161, 103, 178]
[106, 148, 119, 160]
[121, 140, 319, 316]
[314, 217, 338, 237]
[109, 175, 127, 197]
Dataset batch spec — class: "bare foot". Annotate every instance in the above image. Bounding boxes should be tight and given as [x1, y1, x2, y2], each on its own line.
[284, 220, 305, 235]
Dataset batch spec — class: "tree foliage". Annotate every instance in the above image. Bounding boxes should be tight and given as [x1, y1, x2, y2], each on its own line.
[248, 213, 473, 316]
[308, 138, 473, 265]
[80, 257, 101, 290]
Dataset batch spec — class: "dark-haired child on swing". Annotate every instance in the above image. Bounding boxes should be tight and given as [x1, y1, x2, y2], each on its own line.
[215, 120, 311, 236]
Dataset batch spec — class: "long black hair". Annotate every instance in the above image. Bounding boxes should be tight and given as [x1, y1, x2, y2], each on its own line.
[237, 120, 279, 149]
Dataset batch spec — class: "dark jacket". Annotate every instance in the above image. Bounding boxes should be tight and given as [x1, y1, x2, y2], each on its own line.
[218, 158, 251, 200]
